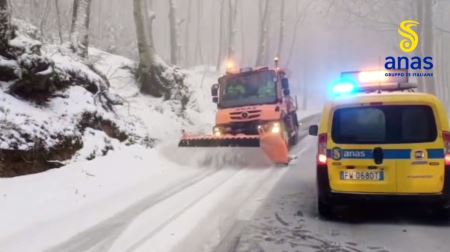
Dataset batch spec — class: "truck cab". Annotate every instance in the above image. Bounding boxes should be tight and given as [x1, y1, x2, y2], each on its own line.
[211, 67, 299, 146]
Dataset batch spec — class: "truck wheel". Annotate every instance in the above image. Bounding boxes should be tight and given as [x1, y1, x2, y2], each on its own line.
[292, 112, 299, 128]
[289, 132, 298, 146]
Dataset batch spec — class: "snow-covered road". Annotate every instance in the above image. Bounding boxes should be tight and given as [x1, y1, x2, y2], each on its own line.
[41, 115, 317, 252]
[2, 114, 449, 252]
[230, 121, 450, 252]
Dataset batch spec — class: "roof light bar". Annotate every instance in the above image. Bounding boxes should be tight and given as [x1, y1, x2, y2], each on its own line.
[337, 69, 416, 93]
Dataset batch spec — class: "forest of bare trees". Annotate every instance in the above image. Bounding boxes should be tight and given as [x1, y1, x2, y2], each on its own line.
[3, 0, 450, 108]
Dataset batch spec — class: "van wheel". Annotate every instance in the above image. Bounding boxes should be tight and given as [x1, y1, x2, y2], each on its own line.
[430, 206, 449, 220]
[318, 197, 334, 220]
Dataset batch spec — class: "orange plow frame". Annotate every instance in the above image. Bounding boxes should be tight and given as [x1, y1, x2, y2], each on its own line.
[179, 132, 289, 165]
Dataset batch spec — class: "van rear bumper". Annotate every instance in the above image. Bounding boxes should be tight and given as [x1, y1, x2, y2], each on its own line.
[317, 166, 450, 207]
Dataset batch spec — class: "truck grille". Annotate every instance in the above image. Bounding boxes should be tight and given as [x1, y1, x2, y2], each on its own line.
[224, 121, 260, 135]
[229, 110, 261, 120]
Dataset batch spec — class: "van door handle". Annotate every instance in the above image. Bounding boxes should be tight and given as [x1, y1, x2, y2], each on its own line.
[373, 147, 384, 165]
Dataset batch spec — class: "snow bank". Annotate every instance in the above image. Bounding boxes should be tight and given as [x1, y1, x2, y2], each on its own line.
[0, 46, 221, 248]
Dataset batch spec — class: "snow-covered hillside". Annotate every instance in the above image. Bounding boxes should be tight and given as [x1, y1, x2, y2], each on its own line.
[0, 19, 219, 177]
[0, 49, 222, 251]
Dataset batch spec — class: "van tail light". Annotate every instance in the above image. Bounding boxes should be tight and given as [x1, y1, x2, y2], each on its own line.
[318, 133, 328, 167]
[443, 131, 450, 166]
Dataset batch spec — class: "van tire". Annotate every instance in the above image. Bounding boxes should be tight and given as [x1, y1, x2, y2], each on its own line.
[318, 198, 334, 219]
[430, 206, 450, 220]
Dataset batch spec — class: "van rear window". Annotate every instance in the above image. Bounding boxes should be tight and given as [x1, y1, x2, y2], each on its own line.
[332, 105, 437, 144]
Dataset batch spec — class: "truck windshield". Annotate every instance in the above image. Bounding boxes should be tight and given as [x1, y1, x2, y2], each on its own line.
[332, 105, 437, 144]
[220, 71, 277, 108]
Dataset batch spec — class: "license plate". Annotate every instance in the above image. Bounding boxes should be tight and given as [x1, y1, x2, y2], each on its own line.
[340, 171, 384, 181]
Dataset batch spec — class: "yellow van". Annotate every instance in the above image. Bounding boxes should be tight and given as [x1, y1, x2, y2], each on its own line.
[309, 71, 450, 219]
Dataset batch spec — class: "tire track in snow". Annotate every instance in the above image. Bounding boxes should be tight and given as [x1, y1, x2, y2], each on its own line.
[45, 167, 224, 252]
[45, 113, 320, 252]
[115, 167, 251, 252]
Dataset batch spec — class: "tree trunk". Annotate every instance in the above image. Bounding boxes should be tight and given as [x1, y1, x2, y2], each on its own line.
[54, 0, 64, 44]
[0, 0, 12, 56]
[194, 0, 204, 65]
[255, 0, 269, 66]
[216, 0, 226, 70]
[133, 0, 167, 97]
[145, 0, 156, 50]
[421, 0, 435, 94]
[168, 0, 178, 65]
[276, 0, 286, 59]
[39, 0, 51, 39]
[70, 0, 92, 58]
[239, 0, 246, 65]
[415, 0, 435, 94]
[184, 0, 192, 66]
[226, 0, 238, 62]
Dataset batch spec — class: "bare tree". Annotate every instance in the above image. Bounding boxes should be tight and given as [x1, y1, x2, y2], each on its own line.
[417, 0, 435, 94]
[194, 0, 204, 65]
[39, 0, 51, 39]
[133, 0, 168, 96]
[286, 0, 311, 67]
[216, 0, 226, 70]
[0, 0, 12, 55]
[239, 0, 246, 64]
[145, 0, 156, 48]
[168, 0, 179, 65]
[176, 18, 185, 65]
[276, 0, 286, 59]
[54, 0, 64, 44]
[226, 0, 238, 61]
[184, 0, 193, 66]
[70, 0, 92, 58]
[255, 0, 269, 66]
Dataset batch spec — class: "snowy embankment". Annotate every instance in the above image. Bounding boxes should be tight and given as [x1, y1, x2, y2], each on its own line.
[0, 41, 221, 245]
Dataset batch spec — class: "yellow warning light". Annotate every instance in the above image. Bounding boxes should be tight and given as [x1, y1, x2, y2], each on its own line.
[226, 60, 235, 70]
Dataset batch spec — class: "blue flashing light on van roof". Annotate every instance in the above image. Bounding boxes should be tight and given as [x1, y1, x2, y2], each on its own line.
[331, 70, 417, 97]
[331, 82, 357, 95]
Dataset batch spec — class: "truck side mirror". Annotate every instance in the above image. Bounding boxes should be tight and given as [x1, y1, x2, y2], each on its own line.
[281, 78, 290, 96]
[309, 125, 319, 136]
[212, 97, 218, 103]
[281, 78, 289, 90]
[211, 84, 219, 97]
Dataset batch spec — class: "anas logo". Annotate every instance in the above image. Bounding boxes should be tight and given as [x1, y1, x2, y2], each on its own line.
[385, 19, 433, 74]
[398, 20, 420, 53]
[332, 147, 342, 161]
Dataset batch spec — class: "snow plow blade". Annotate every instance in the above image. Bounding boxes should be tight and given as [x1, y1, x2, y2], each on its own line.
[179, 135, 260, 147]
[178, 134, 289, 165]
[260, 132, 289, 165]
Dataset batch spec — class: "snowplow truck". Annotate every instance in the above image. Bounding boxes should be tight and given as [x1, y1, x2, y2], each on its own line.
[179, 65, 299, 165]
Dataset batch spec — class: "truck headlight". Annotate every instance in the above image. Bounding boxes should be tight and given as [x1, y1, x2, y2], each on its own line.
[271, 122, 281, 134]
[213, 126, 222, 136]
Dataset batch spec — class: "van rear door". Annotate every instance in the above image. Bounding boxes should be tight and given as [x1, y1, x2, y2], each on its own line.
[328, 106, 397, 193]
[391, 105, 444, 194]
[329, 105, 445, 194]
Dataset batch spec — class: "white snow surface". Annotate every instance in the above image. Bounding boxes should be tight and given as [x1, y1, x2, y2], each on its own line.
[0, 47, 224, 251]
[0, 41, 323, 251]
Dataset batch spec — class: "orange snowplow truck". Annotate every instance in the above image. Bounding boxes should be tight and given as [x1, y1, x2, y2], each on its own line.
[179, 63, 299, 165]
